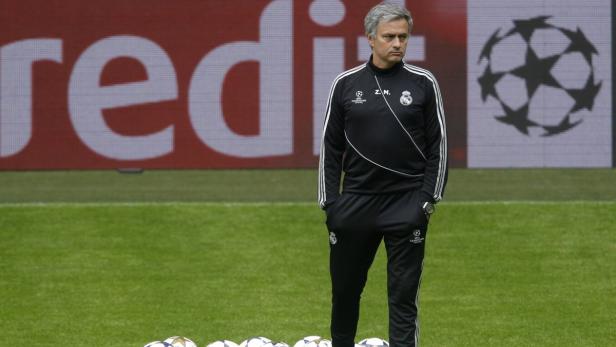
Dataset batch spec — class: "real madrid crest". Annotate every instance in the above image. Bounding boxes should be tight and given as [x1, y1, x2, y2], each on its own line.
[400, 90, 413, 106]
[329, 232, 338, 245]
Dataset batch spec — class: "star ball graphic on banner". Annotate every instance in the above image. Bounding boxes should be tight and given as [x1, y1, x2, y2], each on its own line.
[476, 16, 601, 137]
[467, 0, 612, 168]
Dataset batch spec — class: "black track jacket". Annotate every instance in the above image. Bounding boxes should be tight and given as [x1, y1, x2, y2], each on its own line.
[318, 58, 448, 209]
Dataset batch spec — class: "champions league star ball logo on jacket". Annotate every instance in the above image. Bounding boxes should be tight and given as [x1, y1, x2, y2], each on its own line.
[476, 16, 601, 137]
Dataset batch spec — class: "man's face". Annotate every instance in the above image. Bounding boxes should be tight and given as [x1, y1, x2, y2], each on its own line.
[368, 18, 409, 69]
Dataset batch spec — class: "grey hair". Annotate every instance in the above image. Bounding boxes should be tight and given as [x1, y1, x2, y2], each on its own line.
[364, 2, 413, 37]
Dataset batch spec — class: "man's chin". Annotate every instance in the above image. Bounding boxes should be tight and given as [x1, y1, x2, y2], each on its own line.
[388, 55, 403, 63]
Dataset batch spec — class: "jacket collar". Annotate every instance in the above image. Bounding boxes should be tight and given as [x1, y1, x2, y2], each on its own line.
[367, 55, 404, 76]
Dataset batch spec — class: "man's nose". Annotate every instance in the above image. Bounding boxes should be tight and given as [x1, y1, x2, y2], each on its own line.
[392, 37, 401, 48]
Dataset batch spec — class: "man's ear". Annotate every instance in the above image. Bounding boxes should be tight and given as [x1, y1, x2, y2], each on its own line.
[367, 34, 374, 49]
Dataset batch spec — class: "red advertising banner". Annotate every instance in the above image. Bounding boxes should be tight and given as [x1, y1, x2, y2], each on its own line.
[0, 0, 467, 169]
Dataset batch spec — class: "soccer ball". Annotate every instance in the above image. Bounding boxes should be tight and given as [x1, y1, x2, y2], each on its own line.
[144, 341, 172, 347]
[357, 337, 389, 347]
[293, 336, 332, 347]
[164, 336, 198, 347]
[273, 342, 290, 347]
[477, 15, 601, 137]
[239, 337, 274, 347]
[207, 340, 240, 347]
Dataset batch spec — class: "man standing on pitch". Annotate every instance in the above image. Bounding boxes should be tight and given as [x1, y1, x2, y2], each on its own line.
[318, 3, 448, 347]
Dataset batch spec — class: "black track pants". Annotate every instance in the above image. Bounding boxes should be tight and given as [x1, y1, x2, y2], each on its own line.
[325, 190, 428, 347]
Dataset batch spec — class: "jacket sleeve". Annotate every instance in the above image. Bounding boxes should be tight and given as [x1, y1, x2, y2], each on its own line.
[421, 74, 448, 203]
[318, 77, 346, 210]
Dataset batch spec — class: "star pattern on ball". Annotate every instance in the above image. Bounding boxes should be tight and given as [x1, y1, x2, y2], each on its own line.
[476, 15, 601, 137]
[560, 27, 598, 65]
[495, 102, 538, 135]
[566, 72, 602, 113]
[505, 15, 553, 42]
[510, 48, 561, 98]
[541, 115, 582, 137]
[477, 64, 505, 102]
[478, 28, 502, 63]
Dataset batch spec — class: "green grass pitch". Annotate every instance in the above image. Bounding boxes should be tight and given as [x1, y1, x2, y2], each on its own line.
[1, 169, 615, 346]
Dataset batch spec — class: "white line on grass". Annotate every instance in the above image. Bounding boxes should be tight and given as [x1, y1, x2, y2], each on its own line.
[0, 200, 614, 208]
[441, 200, 616, 205]
[0, 201, 315, 208]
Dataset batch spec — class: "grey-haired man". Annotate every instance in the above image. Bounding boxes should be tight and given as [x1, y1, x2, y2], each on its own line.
[318, 3, 448, 347]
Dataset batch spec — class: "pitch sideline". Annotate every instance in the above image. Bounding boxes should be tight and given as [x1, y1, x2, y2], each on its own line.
[0, 200, 614, 208]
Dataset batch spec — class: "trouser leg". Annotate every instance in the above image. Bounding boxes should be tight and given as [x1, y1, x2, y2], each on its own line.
[327, 194, 382, 347]
[383, 228, 426, 347]
[380, 190, 428, 347]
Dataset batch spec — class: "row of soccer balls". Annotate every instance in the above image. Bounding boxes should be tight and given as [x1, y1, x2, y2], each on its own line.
[146, 335, 390, 347]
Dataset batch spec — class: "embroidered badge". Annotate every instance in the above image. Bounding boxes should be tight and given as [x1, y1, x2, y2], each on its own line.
[329, 232, 338, 245]
[352, 90, 367, 104]
[400, 90, 413, 106]
[410, 229, 424, 244]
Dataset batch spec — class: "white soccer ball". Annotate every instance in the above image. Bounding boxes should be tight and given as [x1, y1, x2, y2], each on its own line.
[164, 336, 198, 347]
[144, 341, 172, 347]
[239, 337, 274, 347]
[357, 337, 389, 347]
[273, 342, 290, 347]
[207, 340, 240, 347]
[293, 336, 332, 347]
